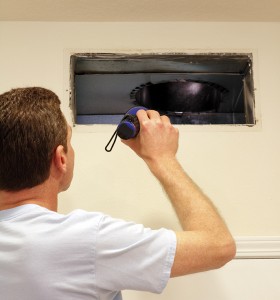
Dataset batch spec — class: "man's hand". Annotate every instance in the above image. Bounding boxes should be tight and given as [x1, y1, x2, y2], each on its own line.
[121, 110, 179, 165]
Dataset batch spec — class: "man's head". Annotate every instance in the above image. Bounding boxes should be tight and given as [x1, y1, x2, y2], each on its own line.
[0, 87, 69, 191]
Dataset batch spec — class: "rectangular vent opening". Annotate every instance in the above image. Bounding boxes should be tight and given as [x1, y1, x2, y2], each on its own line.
[70, 53, 256, 125]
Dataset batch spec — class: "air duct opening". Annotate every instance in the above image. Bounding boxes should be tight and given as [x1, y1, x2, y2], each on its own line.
[70, 53, 256, 125]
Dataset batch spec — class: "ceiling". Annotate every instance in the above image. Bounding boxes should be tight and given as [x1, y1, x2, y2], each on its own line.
[1, 0, 280, 22]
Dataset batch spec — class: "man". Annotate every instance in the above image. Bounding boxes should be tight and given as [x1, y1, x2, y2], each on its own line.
[0, 87, 236, 299]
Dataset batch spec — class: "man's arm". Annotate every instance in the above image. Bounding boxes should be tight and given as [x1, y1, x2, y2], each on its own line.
[122, 110, 236, 277]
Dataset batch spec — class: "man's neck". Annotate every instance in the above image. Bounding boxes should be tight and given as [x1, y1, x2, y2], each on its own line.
[0, 181, 59, 212]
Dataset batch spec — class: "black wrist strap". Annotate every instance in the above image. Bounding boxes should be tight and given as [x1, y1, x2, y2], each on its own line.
[105, 129, 118, 152]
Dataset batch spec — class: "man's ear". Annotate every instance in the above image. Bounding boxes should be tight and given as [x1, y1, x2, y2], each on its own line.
[53, 145, 67, 174]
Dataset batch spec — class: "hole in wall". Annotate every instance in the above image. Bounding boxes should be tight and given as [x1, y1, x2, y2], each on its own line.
[70, 53, 256, 125]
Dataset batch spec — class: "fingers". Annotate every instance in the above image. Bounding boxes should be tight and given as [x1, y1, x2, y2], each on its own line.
[146, 110, 161, 120]
[122, 108, 179, 160]
[136, 109, 150, 122]
[160, 114, 172, 124]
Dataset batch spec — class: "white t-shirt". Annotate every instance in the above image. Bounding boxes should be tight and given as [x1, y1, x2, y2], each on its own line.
[0, 204, 176, 300]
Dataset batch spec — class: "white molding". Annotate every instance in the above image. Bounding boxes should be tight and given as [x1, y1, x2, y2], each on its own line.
[235, 236, 280, 259]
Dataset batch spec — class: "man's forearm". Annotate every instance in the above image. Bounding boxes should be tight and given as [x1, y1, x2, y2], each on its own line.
[146, 156, 229, 233]
[146, 156, 236, 276]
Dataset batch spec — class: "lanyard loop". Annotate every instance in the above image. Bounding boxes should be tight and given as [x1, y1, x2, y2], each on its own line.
[105, 129, 118, 152]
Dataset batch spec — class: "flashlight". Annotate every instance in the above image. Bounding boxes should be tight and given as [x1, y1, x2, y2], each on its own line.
[105, 106, 147, 152]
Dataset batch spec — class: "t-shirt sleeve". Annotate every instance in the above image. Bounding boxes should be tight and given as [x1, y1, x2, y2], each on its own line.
[95, 215, 177, 294]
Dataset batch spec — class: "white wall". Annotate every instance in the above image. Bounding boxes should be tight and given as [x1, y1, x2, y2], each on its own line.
[1, 21, 280, 299]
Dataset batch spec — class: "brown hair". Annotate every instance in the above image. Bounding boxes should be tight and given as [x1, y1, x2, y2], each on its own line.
[0, 87, 68, 191]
